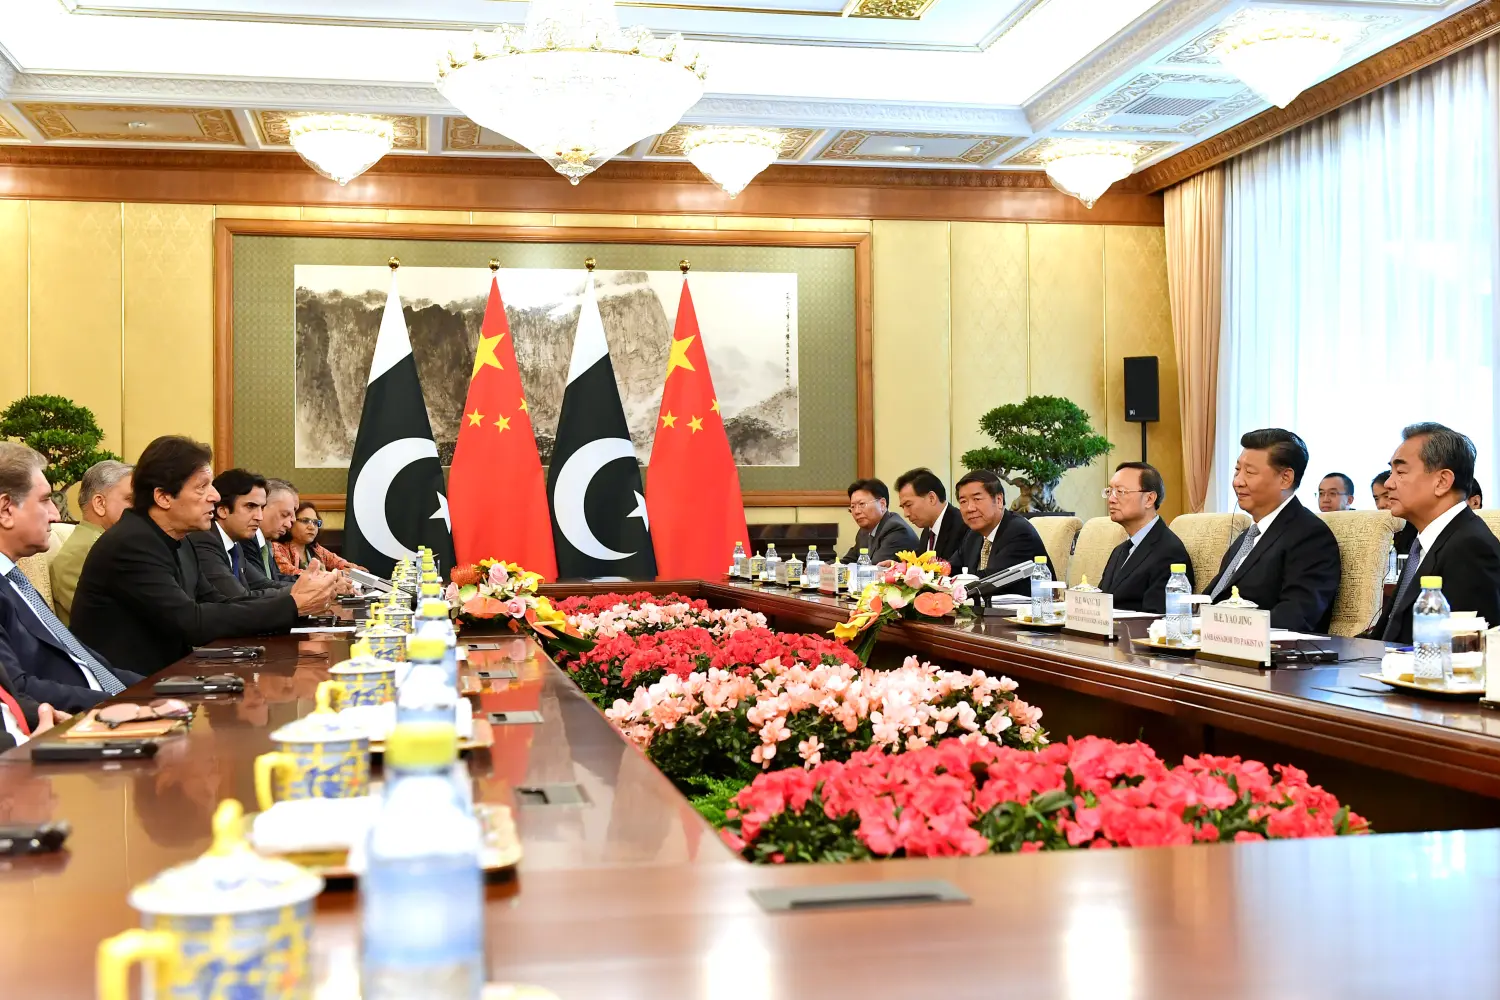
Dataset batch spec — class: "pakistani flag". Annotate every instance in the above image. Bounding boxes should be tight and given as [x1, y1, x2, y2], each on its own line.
[343, 267, 456, 579]
[547, 273, 656, 580]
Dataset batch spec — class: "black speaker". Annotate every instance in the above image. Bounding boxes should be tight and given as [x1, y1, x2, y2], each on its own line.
[1123, 356, 1159, 423]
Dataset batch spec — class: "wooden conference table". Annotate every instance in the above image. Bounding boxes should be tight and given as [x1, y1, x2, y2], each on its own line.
[0, 581, 1496, 998]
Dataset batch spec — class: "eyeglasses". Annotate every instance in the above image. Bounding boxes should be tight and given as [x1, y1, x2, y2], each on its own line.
[1101, 488, 1147, 499]
[296, 517, 323, 528]
[848, 500, 880, 512]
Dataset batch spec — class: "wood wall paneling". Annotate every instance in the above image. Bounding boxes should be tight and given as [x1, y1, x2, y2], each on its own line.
[0, 201, 26, 407]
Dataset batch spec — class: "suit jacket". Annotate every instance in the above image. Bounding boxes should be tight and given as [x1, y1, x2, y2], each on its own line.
[47, 519, 103, 626]
[1097, 519, 1194, 615]
[1393, 520, 1419, 558]
[71, 510, 300, 676]
[1370, 505, 1500, 645]
[0, 583, 142, 712]
[189, 527, 282, 601]
[843, 511, 919, 565]
[958, 512, 1050, 595]
[917, 505, 970, 569]
[0, 659, 40, 753]
[240, 534, 294, 588]
[1205, 497, 1341, 632]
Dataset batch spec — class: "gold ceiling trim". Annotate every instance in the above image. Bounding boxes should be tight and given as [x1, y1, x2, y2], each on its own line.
[254, 110, 426, 150]
[650, 125, 821, 159]
[444, 117, 528, 153]
[0, 114, 22, 141]
[1003, 137, 1175, 168]
[843, 0, 940, 18]
[815, 129, 1023, 165]
[18, 103, 244, 144]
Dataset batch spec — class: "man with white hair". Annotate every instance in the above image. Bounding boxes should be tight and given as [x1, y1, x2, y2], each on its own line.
[50, 459, 133, 625]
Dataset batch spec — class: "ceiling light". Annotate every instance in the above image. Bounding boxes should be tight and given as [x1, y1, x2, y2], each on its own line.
[683, 127, 783, 198]
[1040, 142, 1139, 210]
[1215, 20, 1346, 109]
[437, 0, 706, 185]
[126, 121, 149, 129]
[288, 114, 395, 185]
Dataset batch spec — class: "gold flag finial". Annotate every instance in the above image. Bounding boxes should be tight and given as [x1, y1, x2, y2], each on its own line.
[584, 257, 596, 272]
[388, 256, 400, 271]
[488, 258, 500, 272]
[679, 259, 691, 274]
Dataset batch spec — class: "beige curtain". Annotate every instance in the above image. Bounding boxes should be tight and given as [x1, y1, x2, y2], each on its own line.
[1164, 167, 1224, 514]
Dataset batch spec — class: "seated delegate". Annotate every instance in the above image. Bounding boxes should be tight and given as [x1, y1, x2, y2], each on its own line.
[894, 467, 968, 567]
[1096, 462, 1193, 615]
[954, 470, 1047, 593]
[48, 459, 133, 626]
[273, 501, 365, 576]
[841, 478, 918, 565]
[188, 469, 287, 601]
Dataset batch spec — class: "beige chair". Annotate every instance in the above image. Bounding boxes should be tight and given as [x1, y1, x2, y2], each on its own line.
[1069, 516, 1127, 588]
[15, 522, 76, 612]
[1169, 512, 1253, 593]
[1478, 509, 1500, 543]
[1030, 515, 1082, 584]
[1319, 510, 1397, 638]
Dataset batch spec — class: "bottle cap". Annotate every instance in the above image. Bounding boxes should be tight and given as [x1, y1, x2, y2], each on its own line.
[407, 636, 447, 661]
[860, 548, 869, 554]
[420, 598, 449, 618]
[1170, 563, 1186, 573]
[383, 722, 458, 768]
[1034, 556, 1048, 563]
[1421, 576, 1443, 588]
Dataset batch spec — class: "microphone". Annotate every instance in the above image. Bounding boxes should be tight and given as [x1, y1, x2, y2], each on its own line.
[969, 561, 1038, 605]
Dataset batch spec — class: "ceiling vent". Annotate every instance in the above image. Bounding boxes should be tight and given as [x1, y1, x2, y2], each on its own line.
[1119, 95, 1216, 117]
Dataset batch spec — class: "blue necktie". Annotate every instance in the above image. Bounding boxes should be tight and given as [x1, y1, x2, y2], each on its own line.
[1382, 538, 1425, 641]
[5, 568, 126, 695]
[230, 544, 243, 582]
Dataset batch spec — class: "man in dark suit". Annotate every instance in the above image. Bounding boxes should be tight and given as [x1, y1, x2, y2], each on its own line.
[0, 443, 142, 712]
[1098, 462, 1193, 614]
[1371, 423, 1500, 644]
[894, 467, 969, 568]
[71, 436, 342, 675]
[1205, 428, 1341, 632]
[841, 478, 918, 565]
[188, 469, 285, 601]
[954, 469, 1048, 593]
[243, 478, 299, 588]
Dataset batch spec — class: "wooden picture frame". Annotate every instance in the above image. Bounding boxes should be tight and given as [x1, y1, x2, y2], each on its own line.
[212, 217, 873, 509]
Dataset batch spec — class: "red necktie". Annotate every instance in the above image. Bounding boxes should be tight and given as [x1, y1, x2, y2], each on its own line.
[0, 684, 31, 737]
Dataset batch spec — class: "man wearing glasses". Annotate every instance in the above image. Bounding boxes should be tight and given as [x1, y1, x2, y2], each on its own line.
[1317, 472, 1355, 512]
[1097, 462, 1193, 613]
[840, 478, 918, 565]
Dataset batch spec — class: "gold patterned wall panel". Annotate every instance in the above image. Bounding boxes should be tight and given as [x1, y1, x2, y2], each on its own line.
[1028, 224, 1107, 520]
[949, 222, 1028, 490]
[28, 201, 124, 452]
[0, 202, 27, 407]
[872, 220, 951, 486]
[123, 203, 215, 457]
[1104, 226, 1183, 521]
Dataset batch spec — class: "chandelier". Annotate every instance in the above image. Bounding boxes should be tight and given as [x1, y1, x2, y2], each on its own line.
[683, 127, 783, 198]
[437, 0, 707, 184]
[1215, 20, 1346, 109]
[1040, 142, 1139, 210]
[288, 114, 395, 185]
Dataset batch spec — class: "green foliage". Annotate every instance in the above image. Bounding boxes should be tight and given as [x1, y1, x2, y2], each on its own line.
[685, 776, 751, 827]
[960, 395, 1111, 511]
[0, 395, 120, 508]
[733, 791, 872, 864]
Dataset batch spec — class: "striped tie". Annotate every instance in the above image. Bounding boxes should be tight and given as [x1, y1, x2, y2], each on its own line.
[979, 536, 992, 570]
[5, 568, 126, 695]
[1382, 538, 1425, 641]
[1209, 524, 1260, 601]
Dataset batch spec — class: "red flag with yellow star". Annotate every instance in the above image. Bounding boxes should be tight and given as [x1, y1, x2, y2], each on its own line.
[447, 273, 558, 579]
[646, 275, 750, 579]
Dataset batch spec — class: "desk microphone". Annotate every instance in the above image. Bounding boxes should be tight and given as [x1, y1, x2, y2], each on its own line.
[969, 561, 1038, 607]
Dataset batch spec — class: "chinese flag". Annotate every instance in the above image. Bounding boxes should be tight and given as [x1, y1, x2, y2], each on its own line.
[448, 275, 558, 579]
[646, 276, 750, 579]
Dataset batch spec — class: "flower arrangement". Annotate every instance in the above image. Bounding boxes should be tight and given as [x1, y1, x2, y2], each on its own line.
[719, 736, 1369, 863]
[557, 592, 767, 644]
[606, 653, 1046, 794]
[446, 559, 592, 653]
[833, 550, 977, 662]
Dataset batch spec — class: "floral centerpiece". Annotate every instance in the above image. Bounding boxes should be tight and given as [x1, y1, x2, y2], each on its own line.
[720, 737, 1369, 863]
[446, 559, 592, 654]
[556, 592, 767, 644]
[605, 652, 1046, 796]
[833, 550, 976, 662]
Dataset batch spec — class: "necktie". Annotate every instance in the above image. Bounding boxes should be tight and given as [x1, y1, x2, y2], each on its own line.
[1382, 538, 1425, 641]
[230, 544, 243, 582]
[920, 529, 933, 552]
[979, 536, 992, 570]
[1209, 524, 1260, 600]
[5, 568, 126, 695]
[0, 683, 30, 737]
[259, 541, 273, 579]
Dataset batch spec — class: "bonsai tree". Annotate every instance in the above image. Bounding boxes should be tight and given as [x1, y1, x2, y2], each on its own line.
[961, 395, 1112, 512]
[0, 394, 120, 520]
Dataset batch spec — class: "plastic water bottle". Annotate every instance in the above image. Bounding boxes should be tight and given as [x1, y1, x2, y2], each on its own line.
[1164, 563, 1193, 644]
[412, 603, 459, 690]
[804, 547, 822, 587]
[1384, 544, 1399, 585]
[731, 541, 747, 578]
[399, 637, 459, 727]
[360, 723, 484, 1000]
[763, 544, 781, 585]
[854, 548, 872, 596]
[1412, 576, 1452, 688]
[1029, 557, 1053, 623]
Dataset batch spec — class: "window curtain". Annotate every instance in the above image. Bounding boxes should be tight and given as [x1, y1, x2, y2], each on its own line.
[1214, 37, 1500, 511]
[1165, 166, 1224, 514]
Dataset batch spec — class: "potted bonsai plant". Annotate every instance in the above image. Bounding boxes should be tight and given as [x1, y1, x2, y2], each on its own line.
[0, 394, 120, 520]
[960, 395, 1112, 513]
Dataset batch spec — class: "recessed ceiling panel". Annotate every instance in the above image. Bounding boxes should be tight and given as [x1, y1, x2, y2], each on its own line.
[816, 129, 1023, 164]
[18, 103, 244, 144]
[649, 124, 821, 159]
[254, 110, 426, 150]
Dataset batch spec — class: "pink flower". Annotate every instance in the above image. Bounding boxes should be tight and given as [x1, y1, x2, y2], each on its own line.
[487, 563, 510, 587]
[504, 597, 527, 618]
[904, 565, 926, 589]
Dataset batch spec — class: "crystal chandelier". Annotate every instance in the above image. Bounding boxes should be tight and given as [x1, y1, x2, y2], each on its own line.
[1215, 20, 1346, 109]
[683, 127, 783, 198]
[288, 114, 395, 185]
[1041, 142, 1139, 210]
[437, 0, 707, 184]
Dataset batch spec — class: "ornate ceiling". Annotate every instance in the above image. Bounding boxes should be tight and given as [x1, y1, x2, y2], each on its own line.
[0, 0, 1482, 178]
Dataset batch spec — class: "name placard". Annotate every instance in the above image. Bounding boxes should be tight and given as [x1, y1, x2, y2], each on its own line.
[1201, 605, 1272, 666]
[1064, 589, 1114, 639]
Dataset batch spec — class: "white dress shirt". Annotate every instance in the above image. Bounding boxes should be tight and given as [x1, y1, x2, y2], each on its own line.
[0, 551, 102, 691]
[217, 522, 236, 555]
[928, 505, 947, 545]
[0, 701, 26, 745]
[1415, 500, 1469, 560]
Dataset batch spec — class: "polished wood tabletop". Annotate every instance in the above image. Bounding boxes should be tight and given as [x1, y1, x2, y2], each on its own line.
[2, 596, 1500, 998]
